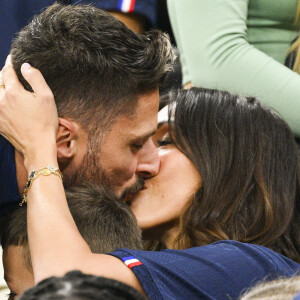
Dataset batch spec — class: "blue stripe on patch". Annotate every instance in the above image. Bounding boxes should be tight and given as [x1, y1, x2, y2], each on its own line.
[122, 256, 136, 262]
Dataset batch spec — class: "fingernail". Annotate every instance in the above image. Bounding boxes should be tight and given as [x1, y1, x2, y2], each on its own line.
[21, 63, 31, 72]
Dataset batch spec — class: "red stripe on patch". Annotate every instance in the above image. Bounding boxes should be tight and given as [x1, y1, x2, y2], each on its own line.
[127, 261, 142, 268]
[129, 0, 136, 12]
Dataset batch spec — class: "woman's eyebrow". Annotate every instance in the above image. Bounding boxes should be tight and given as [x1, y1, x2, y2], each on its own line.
[157, 121, 168, 129]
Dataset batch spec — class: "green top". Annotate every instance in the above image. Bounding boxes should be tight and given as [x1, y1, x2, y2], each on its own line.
[248, 0, 297, 63]
[168, 0, 300, 136]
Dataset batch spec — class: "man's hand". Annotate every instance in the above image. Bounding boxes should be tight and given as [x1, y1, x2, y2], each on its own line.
[0, 56, 58, 168]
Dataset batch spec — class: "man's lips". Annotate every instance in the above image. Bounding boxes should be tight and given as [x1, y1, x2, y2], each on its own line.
[125, 193, 135, 203]
[124, 186, 146, 205]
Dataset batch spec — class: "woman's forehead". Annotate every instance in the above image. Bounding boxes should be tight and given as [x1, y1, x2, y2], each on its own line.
[158, 104, 175, 125]
[158, 105, 169, 124]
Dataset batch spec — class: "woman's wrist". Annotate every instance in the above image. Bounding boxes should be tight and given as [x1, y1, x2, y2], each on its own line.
[23, 141, 58, 174]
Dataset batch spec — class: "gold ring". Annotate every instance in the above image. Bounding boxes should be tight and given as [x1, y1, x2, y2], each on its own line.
[0, 84, 5, 89]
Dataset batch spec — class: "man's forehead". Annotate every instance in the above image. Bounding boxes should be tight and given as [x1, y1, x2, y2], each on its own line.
[110, 110, 158, 138]
[111, 112, 156, 132]
[103, 90, 159, 142]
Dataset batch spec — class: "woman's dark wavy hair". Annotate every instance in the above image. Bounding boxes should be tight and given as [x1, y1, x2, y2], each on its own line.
[168, 88, 300, 263]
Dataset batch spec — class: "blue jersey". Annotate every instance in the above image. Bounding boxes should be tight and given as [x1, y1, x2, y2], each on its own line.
[0, 136, 20, 218]
[0, 0, 157, 66]
[84, 0, 157, 26]
[110, 240, 300, 300]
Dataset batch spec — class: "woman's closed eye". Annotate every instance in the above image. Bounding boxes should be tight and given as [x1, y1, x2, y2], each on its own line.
[156, 138, 173, 147]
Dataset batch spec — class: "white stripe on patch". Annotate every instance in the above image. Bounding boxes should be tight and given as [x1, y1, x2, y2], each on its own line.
[124, 258, 140, 266]
[121, 0, 132, 12]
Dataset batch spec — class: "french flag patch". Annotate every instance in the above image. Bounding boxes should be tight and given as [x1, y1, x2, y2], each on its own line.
[118, 0, 136, 13]
[122, 256, 143, 269]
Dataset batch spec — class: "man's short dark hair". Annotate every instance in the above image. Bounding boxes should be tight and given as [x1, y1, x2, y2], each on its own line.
[10, 3, 174, 131]
[19, 270, 147, 300]
[1, 183, 143, 271]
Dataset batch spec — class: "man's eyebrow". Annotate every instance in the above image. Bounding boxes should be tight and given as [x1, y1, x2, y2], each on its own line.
[131, 129, 157, 142]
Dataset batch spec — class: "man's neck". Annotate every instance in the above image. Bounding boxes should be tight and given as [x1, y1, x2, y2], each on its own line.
[14, 150, 29, 196]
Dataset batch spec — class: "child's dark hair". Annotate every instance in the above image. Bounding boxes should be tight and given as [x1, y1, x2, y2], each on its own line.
[1, 183, 143, 270]
[19, 270, 147, 300]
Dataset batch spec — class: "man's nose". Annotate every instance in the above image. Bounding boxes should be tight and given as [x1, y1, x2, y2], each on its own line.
[136, 139, 160, 178]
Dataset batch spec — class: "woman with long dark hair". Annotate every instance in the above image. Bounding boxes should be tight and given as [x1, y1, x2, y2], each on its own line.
[134, 88, 300, 264]
[0, 63, 300, 299]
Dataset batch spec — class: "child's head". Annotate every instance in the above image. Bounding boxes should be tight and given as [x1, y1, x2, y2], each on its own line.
[2, 205, 33, 300]
[19, 271, 147, 300]
[1, 183, 142, 298]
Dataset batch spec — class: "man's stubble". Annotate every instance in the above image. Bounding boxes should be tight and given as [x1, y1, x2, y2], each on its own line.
[63, 137, 144, 201]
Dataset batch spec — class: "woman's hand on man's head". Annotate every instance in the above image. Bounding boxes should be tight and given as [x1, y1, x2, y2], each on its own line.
[0, 55, 58, 169]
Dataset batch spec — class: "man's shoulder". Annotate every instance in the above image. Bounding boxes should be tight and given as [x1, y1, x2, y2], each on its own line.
[110, 242, 300, 300]
[112, 240, 300, 272]
[189, 240, 300, 271]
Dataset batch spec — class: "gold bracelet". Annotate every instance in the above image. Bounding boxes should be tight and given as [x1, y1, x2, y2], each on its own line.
[20, 164, 63, 206]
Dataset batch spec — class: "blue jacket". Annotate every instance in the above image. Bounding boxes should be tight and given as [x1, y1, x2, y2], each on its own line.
[0, 136, 20, 218]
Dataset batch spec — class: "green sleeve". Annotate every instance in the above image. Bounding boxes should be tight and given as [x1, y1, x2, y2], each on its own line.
[168, 0, 300, 137]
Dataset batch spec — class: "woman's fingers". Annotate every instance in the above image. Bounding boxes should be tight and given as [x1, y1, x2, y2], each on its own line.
[3, 56, 53, 98]
[0, 55, 58, 156]
[0, 70, 3, 86]
[2, 55, 24, 91]
[20, 63, 53, 97]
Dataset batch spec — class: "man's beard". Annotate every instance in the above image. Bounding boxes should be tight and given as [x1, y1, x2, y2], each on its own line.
[120, 176, 145, 203]
[63, 147, 113, 190]
[63, 141, 145, 200]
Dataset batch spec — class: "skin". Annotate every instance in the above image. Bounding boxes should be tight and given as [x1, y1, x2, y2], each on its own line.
[110, 12, 146, 34]
[0, 59, 148, 294]
[0, 59, 197, 295]
[130, 108, 202, 248]
[3, 246, 34, 300]
[12, 86, 160, 199]
[97, 89, 160, 196]
[7, 7, 151, 196]
[1, 125, 200, 300]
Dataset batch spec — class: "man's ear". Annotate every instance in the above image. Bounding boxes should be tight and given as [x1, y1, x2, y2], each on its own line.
[56, 118, 80, 162]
